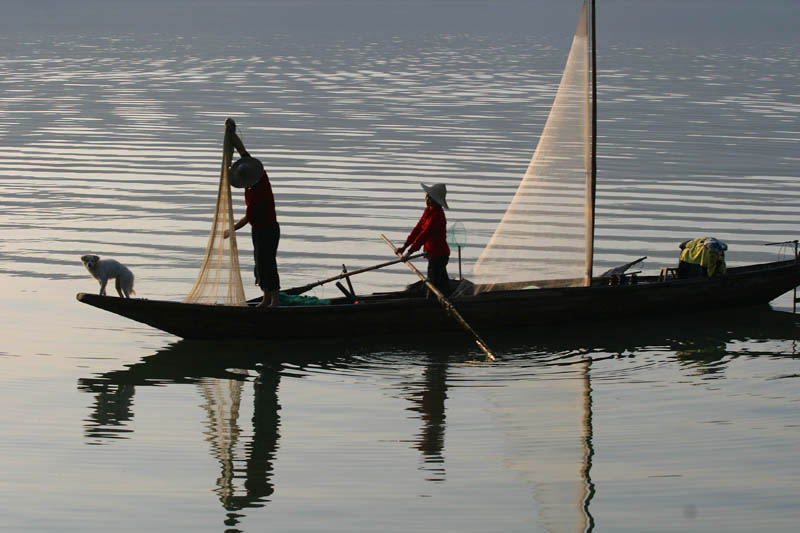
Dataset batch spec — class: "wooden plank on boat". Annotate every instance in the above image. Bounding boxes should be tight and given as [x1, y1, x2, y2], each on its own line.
[335, 281, 356, 302]
[343, 264, 356, 297]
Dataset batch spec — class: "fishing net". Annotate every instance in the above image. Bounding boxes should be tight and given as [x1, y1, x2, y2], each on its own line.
[473, 1, 593, 292]
[184, 123, 248, 306]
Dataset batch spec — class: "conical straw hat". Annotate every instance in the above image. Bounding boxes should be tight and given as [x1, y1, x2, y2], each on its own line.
[230, 156, 264, 188]
[421, 182, 449, 209]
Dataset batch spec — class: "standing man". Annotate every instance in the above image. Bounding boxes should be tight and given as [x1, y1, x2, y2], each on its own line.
[225, 119, 281, 307]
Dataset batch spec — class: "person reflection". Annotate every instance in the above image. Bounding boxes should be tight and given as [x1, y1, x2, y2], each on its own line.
[201, 366, 281, 529]
[404, 358, 448, 482]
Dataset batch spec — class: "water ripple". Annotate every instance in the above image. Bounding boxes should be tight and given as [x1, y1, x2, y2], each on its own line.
[1, 34, 798, 301]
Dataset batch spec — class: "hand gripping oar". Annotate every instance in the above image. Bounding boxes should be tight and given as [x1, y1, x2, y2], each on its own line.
[380, 234, 496, 362]
[284, 253, 426, 296]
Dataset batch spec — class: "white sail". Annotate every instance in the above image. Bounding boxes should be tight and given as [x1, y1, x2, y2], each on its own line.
[475, 8, 597, 528]
[474, 1, 593, 290]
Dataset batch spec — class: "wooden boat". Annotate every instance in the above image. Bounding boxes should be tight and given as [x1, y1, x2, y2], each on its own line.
[77, 258, 800, 340]
[76, 1, 800, 342]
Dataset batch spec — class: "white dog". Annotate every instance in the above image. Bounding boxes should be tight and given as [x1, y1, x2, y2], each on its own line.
[81, 254, 136, 298]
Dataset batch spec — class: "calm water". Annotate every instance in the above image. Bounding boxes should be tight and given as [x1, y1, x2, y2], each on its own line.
[2, 1, 800, 531]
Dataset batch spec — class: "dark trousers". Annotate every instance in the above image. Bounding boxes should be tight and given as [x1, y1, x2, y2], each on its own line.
[427, 255, 450, 296]
[252, 223, 280, 292]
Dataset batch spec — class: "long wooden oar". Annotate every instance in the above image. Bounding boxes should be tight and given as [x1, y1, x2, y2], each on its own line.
[380, 234, 496, 361]
[284, 253, 425, 296]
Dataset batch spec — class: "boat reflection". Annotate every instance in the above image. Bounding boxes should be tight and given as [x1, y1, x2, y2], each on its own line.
[77, 337, 464, 529]
[563, 305, 800, 376]
[77, 306, 798, 531]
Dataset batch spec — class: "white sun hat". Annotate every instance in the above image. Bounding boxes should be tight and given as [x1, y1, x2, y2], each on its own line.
[421, 182, 449, 209]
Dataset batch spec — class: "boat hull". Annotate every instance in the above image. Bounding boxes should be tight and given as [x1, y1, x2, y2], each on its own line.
[77, 259, 800, 340]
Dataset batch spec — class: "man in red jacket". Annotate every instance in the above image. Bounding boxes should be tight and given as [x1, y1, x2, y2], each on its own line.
[397, 183, 451, 295]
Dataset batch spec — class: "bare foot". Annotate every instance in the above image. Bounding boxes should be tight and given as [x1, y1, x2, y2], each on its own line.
[268, 291, 280, 307]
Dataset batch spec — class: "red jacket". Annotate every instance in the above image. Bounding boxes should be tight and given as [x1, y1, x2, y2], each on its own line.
[404, 205, 450, 258]
[244, 172, 278, 228]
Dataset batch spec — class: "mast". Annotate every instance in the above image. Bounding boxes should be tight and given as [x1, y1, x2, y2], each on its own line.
[586, 0, 597, 286]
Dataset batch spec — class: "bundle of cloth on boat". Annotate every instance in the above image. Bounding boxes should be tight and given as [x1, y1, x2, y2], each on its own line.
[677, 237, 727, 278]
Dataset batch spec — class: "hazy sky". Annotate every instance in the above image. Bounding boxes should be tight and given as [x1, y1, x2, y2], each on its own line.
[1, 0, 798, 44]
